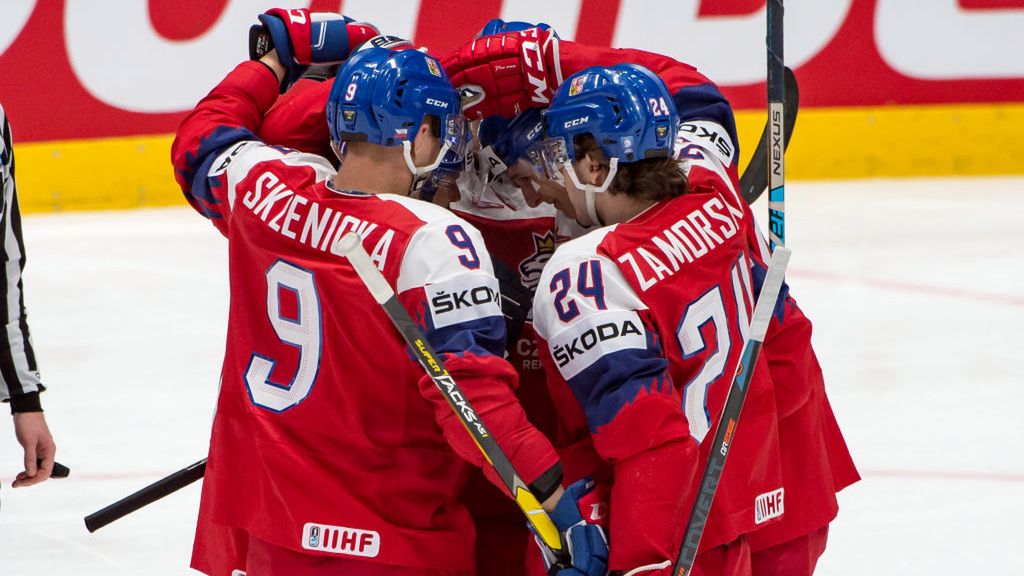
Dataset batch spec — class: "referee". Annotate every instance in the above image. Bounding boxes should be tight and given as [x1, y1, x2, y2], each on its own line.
[0, 102, 56, 488]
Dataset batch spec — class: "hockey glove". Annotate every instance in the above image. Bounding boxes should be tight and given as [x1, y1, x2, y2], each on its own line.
[441, 27, 563, 120]
[536, 477, 609, 576]
[250, 8, 379, 92]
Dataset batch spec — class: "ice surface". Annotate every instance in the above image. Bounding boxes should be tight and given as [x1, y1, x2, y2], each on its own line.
[1, 177, 1022, 574]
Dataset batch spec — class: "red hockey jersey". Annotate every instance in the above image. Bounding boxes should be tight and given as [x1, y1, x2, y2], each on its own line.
[171, 61, 559, 572]
[674, 110, 860, 550]
[532, 175, 785, 570]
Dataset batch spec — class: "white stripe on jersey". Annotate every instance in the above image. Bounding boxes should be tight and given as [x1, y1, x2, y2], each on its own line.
[546, 308, 647, 380]
[211, 141, 335, 210]
[676, 120, 737, 167]
[674, 120, 744, 213]
[425, 274, 502, 329]
[382, 195, 500, 304]
[533, 226, 649, 339]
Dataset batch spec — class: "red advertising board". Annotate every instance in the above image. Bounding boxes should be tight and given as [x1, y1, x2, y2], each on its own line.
[1, 0, 1022, 143]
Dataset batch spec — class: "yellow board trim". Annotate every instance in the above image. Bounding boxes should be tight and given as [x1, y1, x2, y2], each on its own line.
[735, 102, 1024, 181]
[16, 134, 180, 214]
[12, 102, 1024, 213]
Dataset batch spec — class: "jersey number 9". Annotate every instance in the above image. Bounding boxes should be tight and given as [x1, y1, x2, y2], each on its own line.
[245, 259, 323, 412]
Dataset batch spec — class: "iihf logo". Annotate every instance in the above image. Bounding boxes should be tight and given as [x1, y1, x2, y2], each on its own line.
[309, 526, 320, 548]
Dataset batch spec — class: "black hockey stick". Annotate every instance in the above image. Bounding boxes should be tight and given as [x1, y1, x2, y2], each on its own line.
[335, 232, 567, 563]
[672, 246, 792, 576]
[492, 258, 532, 354]
[738, 65, 798, 206]
[50, 460, 71, 478]
[766, 0, 786, 249]
[84, 458, 206, 533]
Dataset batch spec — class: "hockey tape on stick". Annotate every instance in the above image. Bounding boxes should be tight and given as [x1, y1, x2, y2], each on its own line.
[336, 233, 567, 563]
[673, 246, 791, 575]
[84, 459, 206, 533]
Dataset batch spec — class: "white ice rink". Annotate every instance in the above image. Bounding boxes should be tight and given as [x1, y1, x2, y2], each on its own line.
[1, 176, 1022, 575]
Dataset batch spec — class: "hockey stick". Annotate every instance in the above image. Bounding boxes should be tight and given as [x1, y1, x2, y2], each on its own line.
[766, 0, 786, 249]
[84, 458, 206, 533]
[335, 232, 567, 562]
[672, 246, 792, 576]
[738, 65, 798, 206]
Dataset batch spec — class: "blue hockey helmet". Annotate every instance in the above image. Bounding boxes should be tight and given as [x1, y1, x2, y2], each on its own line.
[476, 107, 546, 179]
[326, 46, 469, 194]
[539, 64, 677, 193]
[476, 18, 557, 39]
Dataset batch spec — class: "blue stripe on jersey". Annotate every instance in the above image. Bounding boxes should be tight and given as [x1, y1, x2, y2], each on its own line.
[566, 346, 672, 433]
[426, 315, 507, 360]
[672, 83, 739, 162]
[178, 125, 257, 219]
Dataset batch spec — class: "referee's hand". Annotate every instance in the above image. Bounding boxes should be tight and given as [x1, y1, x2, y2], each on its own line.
[12, 411, 56, 487]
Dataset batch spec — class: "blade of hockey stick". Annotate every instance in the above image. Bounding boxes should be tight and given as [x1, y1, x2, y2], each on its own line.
[335, 232, 568, 564]
[673, 247, 792, 575]
[85, 459, 206, 533]
[738, 66, 798, 206]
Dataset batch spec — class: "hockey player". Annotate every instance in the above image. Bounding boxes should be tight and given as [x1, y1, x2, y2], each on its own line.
[442, 28, 860, 575]
[254, 24, 588, 576]
[527, 64, 783, 574]
[171, 9, 607, 575]
[254, 20, 856, 574]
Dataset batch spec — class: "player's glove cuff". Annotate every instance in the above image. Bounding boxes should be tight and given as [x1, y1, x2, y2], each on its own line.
[535, 477, 609, 576]
[251, 9, 378, 92]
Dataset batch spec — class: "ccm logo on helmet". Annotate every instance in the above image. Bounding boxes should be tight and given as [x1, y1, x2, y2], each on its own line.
[425, 98, 450, 109]
[527, 121, 544, 141]
[563, 116, 589, 129]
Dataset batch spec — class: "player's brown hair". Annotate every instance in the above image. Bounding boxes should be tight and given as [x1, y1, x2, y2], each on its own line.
[574, 134, 688, 203]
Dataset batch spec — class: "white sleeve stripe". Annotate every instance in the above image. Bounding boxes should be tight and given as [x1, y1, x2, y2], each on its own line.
[212, 142, 335, 211]
[396, 216, 495, 295]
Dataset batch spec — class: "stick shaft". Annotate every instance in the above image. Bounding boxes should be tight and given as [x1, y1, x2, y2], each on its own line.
[673, 247, 791, 575]
[336, 233, 565, 559]
[767, 0, 786, 250]
[84, 459, 206, 533]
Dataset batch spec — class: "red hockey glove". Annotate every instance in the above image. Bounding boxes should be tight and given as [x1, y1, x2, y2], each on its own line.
[441, 27, 563, 120]
[250, 8, 379, 92]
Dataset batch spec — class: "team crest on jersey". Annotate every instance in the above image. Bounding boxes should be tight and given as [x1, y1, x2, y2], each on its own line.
[569, 75, 587, 96]
[519, 231, 558, 292]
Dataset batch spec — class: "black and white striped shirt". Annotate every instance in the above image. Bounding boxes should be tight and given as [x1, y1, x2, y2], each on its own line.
[0, 103, 43, 413]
